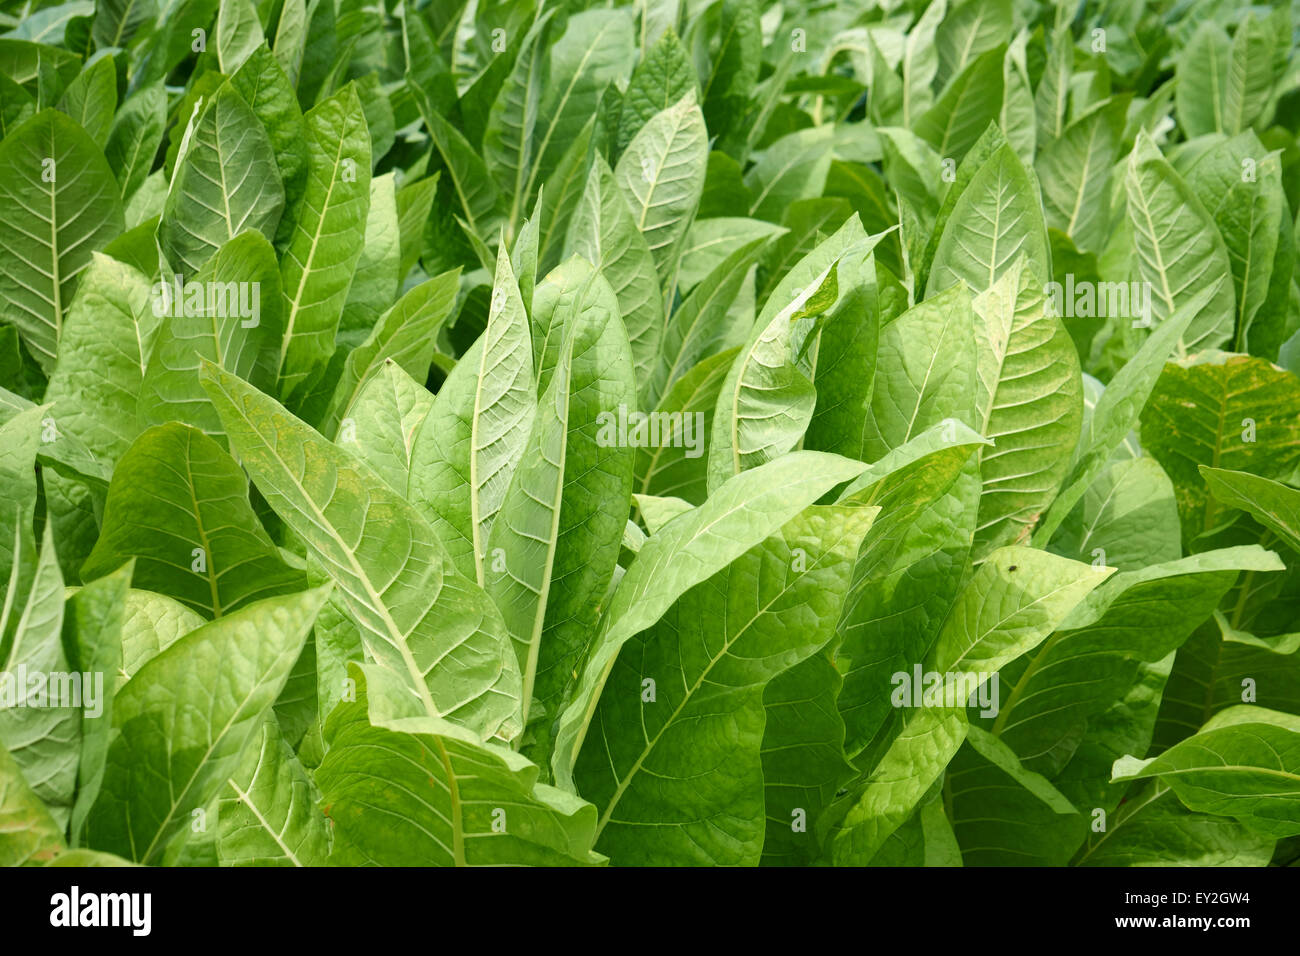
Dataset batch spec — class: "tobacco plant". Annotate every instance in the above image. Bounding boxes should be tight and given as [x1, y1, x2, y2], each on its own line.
[2, 0, 1300, 867]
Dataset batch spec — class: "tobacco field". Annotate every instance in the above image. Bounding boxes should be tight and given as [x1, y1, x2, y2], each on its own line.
[2, 0, 1300, 868]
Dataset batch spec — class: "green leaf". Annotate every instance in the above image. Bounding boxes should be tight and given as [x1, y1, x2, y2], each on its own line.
[276, 83, 371, 398]
[0, 738, 64, 865]
[82, 423, 307, 618]
[316, 664, 603, 866]
[613, 92, 707, 294]
[575, 502, 874, 865]
[322, 268, 459, 437]
[0, 527, 77, 828]
[706, 260, 841, 489]
[552, 450, 870, 789]
[968, 258, 1082, 557]
[567, 153, 665, 405]
[63, 560, 131, 843]
[0, 109, 125, 371]
[160, 85, 285, 278]
[137, 231, 284, 441]
[104, 82, 166, 202]
[994, 546, 1283, 774]
[526, 8, 633, 210]
[1202, 466, 1300, 555]
[1124, 131, 1236, 352]
[408, 251, 535, 586]
[56, 55, 115, 147]
[200, 363, 523, 739]
[927, 141, 1048, 296]
[1113, 706, 1300, 838]
[1036, 97, 1125, 255]
[216, 0, 264, 75]
[1033, 286, 1210, 547]
[92, 0, 155, 49]
[650, 232, 772, 409]
[915, 46, 1004, 164]
[635, 348, 734, 505]
[217, 719, 329, 866]
[1141, 353, 1300, 540]
[1075, 781, 1274, 866]
[745, 126, 836, 223]
[483, 10, 552, 232]
[617, 26, 694, 158]
[516, 261, 636, 761]
[84, 586, 329, 863]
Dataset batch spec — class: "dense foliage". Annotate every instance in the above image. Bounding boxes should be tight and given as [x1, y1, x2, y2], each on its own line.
[2, 0, 1300, 867]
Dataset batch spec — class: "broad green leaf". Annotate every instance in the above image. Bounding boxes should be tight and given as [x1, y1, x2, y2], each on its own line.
[1202, 466, 1300, 555]
[901, 0, 945, 125]
[1074, 781, 1274, 866]
[483, 10, 552, 232]
[517, 261, 636, 762]
[200, 364, 522, 739]
[760, 648, 856, 866]
[1114, 706, 1300, 838]
[338, 359, 434, 495]
[994, 546, 1283, 774]
[650, 233, 772, 408]
[927, 141, 1048, 296]
[968, 259, 1082, 557]
[276, 83, 371, 398]
[527, 8, 633, 208]
[0, 527, 77, 828]
[935, 0, 1010, 87]
[484, 334, 574, 729]
[336, 172, 397, 348]
[408, 251, 535, 586]
[85, 586, 329, 863]
[1047, 457, 1182, 571]
[706, 260, 841, 489]
[92, 0, 155, 49]
[0, 738, 64, 865]
[552, 450, 870, 789]
[0, 109, 125, 371]
[745, 126, 835, 223]
[1033, 286, 1210, 547]
[63, 560, 130, 843]
[1141, 353, 1300, 540]
[635, 348, 734, 505]
[1124, 131, 1236, 352]
[81, 423, 307, 618]
[567, 153, 665, 404]
[915, 46, 1003, 164]
[316, 665, 603, 866]
[217, 719, 329, 866]
[216, 0, 263, 74]
[104, 82, 166, 202]
[56, 54, 115, 147]
[616, 26, 694, 158]
[160, 86, 285, 278]
[321, 268, 459, 437]
[228, 45, 309, 213]
[613, 92, 707, 293]
[118, 589, 205, 683]
[926, 546, 1110, 680]
[1037, 97, 1125, 255]
[862, 283, 977, 458]
[575, 502, 873, 865]
[137, 231, 284, 441]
